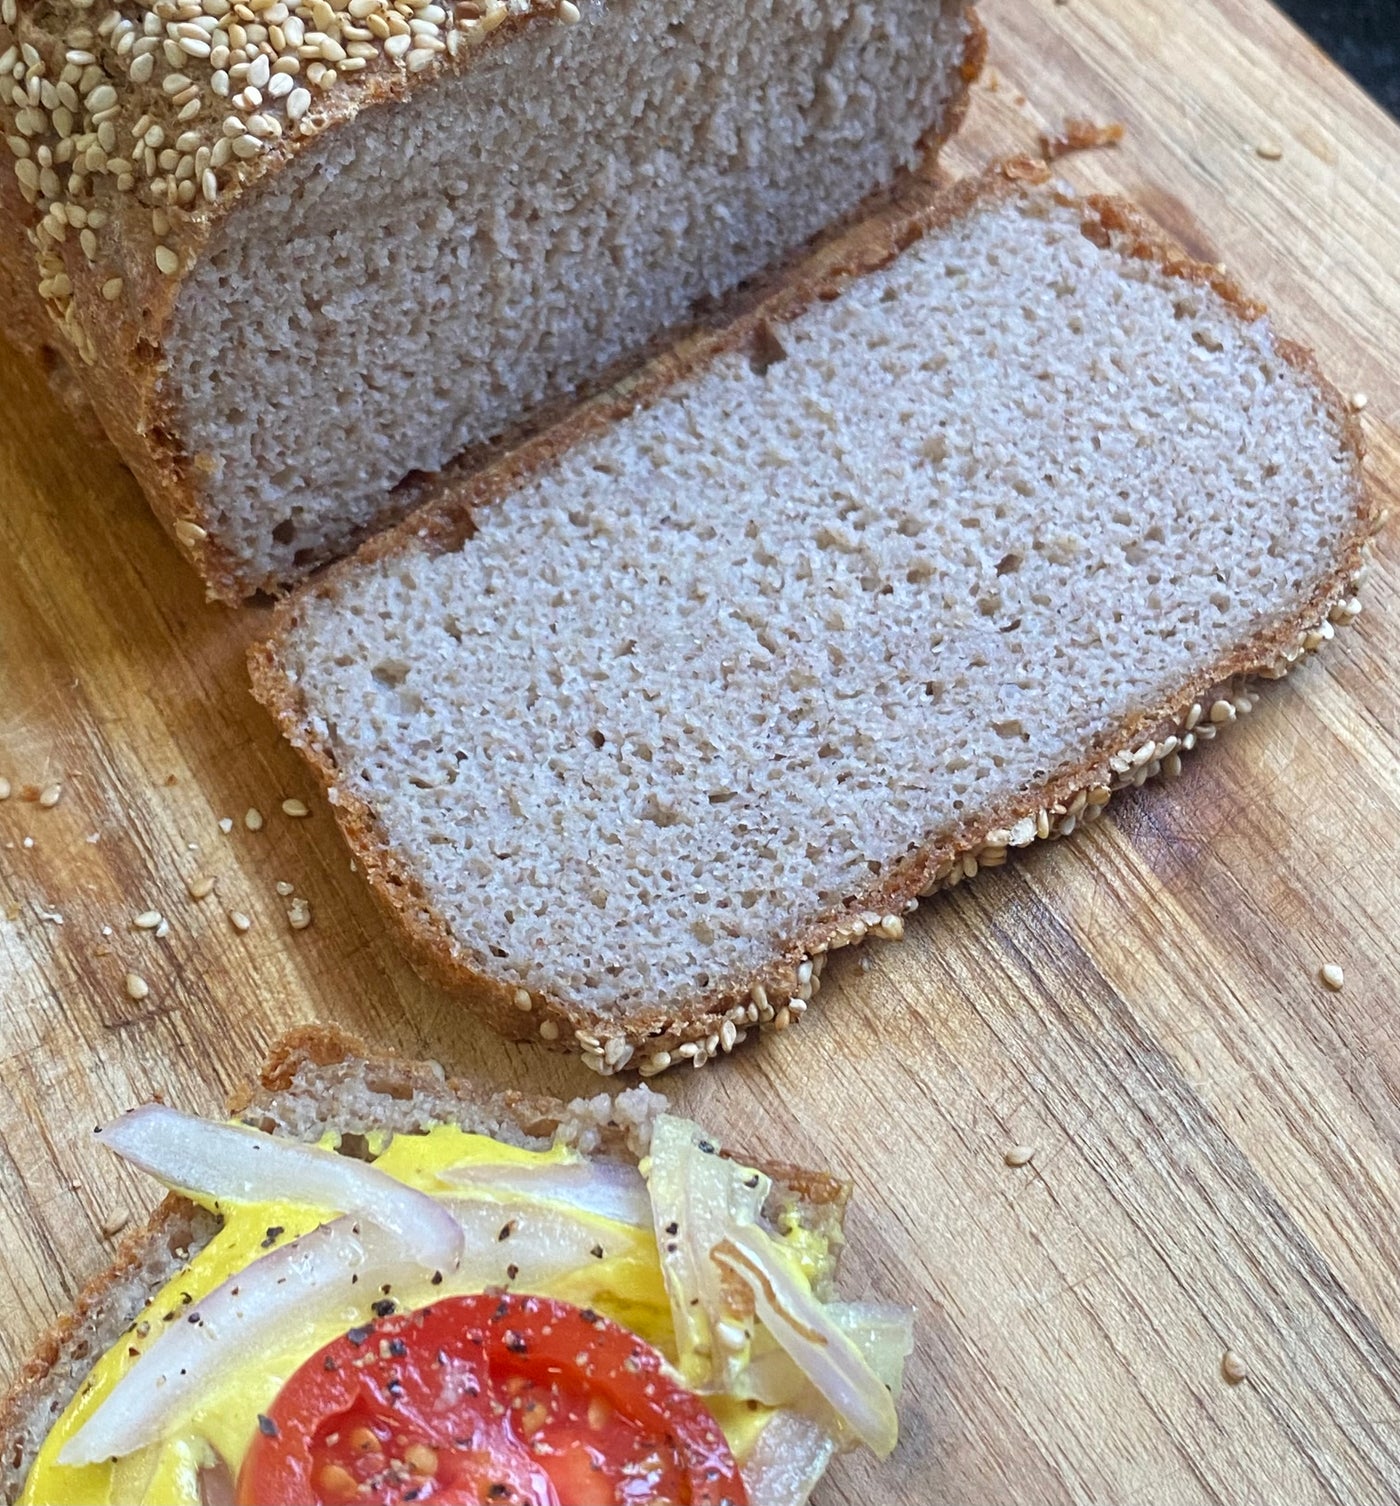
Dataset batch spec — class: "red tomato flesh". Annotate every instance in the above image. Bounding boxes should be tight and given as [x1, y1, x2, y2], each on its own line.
[234, 1292, 748, 1506]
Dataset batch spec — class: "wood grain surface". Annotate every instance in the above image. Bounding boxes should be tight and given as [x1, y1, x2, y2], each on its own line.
[3, 1, 1400, 1502]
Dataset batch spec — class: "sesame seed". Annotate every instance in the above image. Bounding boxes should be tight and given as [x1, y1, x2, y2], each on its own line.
[124, 971, 149, 1000]
[0, 778, 9, 800]
[155, 244, 179, 275]
[228, 909, 252, 932]
[513, 987, 532, 1011]
[38, 782, 62, 808]
[1003, 1144, 1036, 1168]
[287, 897, 312, 930]
[174, 518, 208, 546]
[558, 0, 581, 20]
[281, 797, 310, 818]
[1209, 699, 1235, 724]
[1221, 1349, 1248, 1384]
[132, 910, 163, 930]
[1349, 392, 1368, 412]
[538, 1019, 560, 1041]
[244, 807, 264, 831]
[100, 1211, 131, 1237]
[187, 875, 216, 901]
[1255, 141, 1282, 160]
[1319, 963, 1344, 991]
[275, 880, 294, 897]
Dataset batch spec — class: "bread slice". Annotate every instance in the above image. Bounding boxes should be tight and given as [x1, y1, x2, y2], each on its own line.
[0, 0, 981, 601]
[0, 1026, 850, 1505]
[250, 166, 1374, 1077]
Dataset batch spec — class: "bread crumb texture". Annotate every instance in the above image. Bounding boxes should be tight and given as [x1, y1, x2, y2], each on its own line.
[277, 193, 1360, 1029]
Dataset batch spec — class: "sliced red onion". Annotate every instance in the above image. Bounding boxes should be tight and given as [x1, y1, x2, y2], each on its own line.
[96, 1104, 462, 1273]
[439, 1156, 650, 1227]
[741, 1411, 836, 1506]
[713, 1228, 901, 1457]
[59, 1217, 415, 1466]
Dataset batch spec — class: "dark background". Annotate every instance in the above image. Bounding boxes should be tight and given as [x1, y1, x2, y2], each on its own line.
[1277, 0, 1400, 115]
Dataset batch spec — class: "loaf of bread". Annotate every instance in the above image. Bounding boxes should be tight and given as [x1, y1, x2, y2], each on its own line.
[0, 0, 982, 601]
[250, 168, 1372, 1075]
[0, 1026, 851, 1504]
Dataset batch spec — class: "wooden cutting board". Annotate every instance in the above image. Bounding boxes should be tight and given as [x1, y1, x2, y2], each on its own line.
[3, 1, 1399, 1501]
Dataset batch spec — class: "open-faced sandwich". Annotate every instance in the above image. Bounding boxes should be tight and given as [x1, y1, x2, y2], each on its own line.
[1, 1030, 911, 1505]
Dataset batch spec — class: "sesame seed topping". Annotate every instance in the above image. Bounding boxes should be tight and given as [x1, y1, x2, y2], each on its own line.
[186, 874, 216, 901]
[1319, 962, 1344, 991]
[228, 909, 252, 932]
[174, 518, 208, 546]
[124, 971, 149, 1000]
[1003, 1144, 1036, 1168]
[538, 1018, 560, 1041]
[1255, 141, 1282, 160]
[100, 1210, 131, 1238]
[132, 909, 163, 930]
[244, 807, 264, 831]
[1221, 1349, 1247, 1384]
[38, 782, 62, 808]
[155, 244, 179, 275]
[281, 797, 309, 817]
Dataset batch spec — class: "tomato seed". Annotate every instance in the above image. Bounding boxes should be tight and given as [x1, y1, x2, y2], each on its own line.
[588, 1396, 612, 1431]
[403, 1443, 439, 1475]
[521, 1400, 550, 1437]
[315, 1463, 360, 1502]
[349, 1425, 383, 1456]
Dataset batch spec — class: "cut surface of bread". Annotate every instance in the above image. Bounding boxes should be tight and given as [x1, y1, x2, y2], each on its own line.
[0, 1026, 849, 1505]
[0, 0, 979, 599]
[252, 171, 1372, 1074]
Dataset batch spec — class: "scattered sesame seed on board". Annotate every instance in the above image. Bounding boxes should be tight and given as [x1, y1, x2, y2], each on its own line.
[37, 783, 62, 808]
[1221, 1349, 1248, 1384]
[186, 875, 216, 901]
[275, 880, 295, 897]
[132, 910, 163, 931]
[1255, 141, 1283, 160]
[244, 807, 264, 831]
[1320, 962, 1345, 991]
[1004, 1144, 1036, 1168]
[281, 797, 310, 818]
[100, 1211, 132, 1239]
[123, 971, 149, 1001]
[229, 910, 252, 933]
[1349, 392, 1369, 413]
[218, 817, 234, 834]
[0, 777, 10, 800]
[287, 897, 312, 930]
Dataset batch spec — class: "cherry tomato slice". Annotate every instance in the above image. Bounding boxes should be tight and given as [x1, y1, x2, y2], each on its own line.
[234, 1292, 748, 1506]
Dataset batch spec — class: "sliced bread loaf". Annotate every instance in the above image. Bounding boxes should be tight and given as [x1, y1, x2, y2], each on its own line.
[0, 0, 980, 600]
[0, 1026, 849, 1504]
[250, 169, 1373, 1076]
